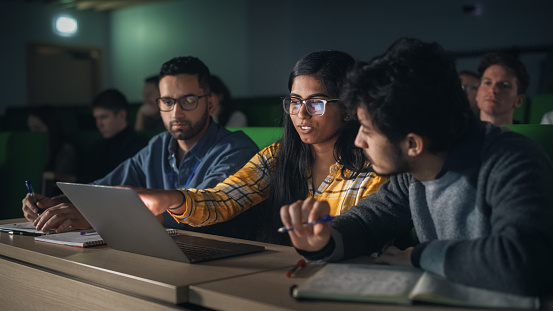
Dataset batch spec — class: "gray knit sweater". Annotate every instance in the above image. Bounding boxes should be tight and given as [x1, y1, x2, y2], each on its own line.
[304, 122, 553, 296]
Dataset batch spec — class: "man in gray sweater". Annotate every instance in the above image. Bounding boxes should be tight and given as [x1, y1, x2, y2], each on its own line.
[280, 38, 553, 296]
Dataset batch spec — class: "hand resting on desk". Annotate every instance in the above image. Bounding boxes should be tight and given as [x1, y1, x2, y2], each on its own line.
[22, 193, 91, 233]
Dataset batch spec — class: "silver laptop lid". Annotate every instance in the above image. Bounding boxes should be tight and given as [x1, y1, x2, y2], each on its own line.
[57, 182, 190, 262]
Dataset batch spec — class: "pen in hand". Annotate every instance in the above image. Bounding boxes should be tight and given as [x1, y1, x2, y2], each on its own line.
[25, 180, 43, 216]
[277, 215, 334, 233]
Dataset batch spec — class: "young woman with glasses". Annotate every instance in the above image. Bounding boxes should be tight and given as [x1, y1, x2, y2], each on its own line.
[135, 51, 388, 244]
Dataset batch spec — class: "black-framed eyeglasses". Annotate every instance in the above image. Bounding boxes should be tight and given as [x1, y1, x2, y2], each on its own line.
[282, 97, 339, 117]
[156, 94, 211, 112]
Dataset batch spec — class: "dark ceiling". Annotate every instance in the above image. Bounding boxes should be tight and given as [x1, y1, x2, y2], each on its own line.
[25, 0, 170, 11]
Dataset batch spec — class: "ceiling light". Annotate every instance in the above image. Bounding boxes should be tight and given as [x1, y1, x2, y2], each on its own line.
[55, 16, 78, 37]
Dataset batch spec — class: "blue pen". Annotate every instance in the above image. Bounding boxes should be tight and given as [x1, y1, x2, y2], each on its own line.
[278, 215, 334, 233]
[25, 180, 43, 216]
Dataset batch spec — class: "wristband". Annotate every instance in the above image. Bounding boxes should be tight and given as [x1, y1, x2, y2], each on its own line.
[168, 190, 186, 211]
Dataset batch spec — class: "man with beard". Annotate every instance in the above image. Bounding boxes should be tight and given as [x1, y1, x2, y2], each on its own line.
[279, 38, 553, 297]
[23, 56, 259, 233]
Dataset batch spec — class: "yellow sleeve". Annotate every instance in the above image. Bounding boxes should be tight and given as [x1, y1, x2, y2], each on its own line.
[168, 143, 278, 226]
[358, 173, 388, 199]
[321, 166, 389, 216]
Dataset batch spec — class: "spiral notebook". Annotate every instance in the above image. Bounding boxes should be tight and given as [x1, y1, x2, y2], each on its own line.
[35, 230, 105, 247]
[35, 229, 178, 248]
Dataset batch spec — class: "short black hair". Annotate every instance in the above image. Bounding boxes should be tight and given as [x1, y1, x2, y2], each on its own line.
[458, 70, 479, 80]
[91, 89, 128, 114]
[159, 56, 211, 92]
[477, 53, 529, 95]
[341, 37, 477, 153]
[144, 75, 159, 86]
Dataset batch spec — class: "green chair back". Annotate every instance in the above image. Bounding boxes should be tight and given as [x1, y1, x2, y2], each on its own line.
[228, 127, 283, 149]
[528, 94, 553, 124]
[0, 132, 48, 219]
[234, 96, 283, 127]
[504, 124, 553, 160]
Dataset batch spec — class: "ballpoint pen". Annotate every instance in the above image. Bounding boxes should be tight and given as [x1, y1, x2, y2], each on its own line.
[277, 215, 334, 233]
[286, 259, 306, 278]
[25, 180, 43, 216]
[6, 230, 43, 237]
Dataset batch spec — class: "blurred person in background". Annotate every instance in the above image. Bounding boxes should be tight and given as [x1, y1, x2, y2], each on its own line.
[80, 89, 147, 183]
[458, 70, 480, 117]
[135, 75, 165, 131]
[210, 75, 248, 128]
[476, 53, 529, 126]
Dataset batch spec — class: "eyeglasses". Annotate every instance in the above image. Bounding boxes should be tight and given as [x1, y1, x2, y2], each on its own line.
[156, 94, 210, 112]
[462, 85, 478, 92]
[282, 97, 339, 117]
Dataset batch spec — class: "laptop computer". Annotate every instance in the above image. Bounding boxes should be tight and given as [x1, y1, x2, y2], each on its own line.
[56, 182, 265, 263]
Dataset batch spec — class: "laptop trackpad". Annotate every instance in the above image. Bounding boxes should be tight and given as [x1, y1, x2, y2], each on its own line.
[172, 235, 264, 263]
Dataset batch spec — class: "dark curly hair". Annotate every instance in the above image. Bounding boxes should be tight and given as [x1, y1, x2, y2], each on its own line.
[341, 37, 477, 153]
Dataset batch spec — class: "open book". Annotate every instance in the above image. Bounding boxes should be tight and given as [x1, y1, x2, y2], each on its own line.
[293, 264, 539, 309]
[35, 228, 179, 248]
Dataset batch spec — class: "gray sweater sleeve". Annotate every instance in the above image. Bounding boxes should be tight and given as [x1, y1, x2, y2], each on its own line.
[302, 129, 553, 296]
[413, 131, 553, 296]
[301, 173, 414, 261]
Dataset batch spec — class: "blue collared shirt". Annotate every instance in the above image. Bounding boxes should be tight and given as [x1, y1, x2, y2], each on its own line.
[92, 119, 259, 195]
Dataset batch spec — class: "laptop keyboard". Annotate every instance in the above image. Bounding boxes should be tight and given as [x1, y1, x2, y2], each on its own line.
[174, 240, 226, 258]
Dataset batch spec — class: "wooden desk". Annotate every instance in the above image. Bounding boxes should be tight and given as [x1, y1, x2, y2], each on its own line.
[2, 219, 551, 311]
[190, 264, 553, 311]
[0, 218, 298, 310]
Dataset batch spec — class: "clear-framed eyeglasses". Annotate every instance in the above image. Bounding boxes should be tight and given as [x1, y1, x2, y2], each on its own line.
[462, 85, 478, 92]
[156, 94, 211, 112]
[282, 97, 339, 117]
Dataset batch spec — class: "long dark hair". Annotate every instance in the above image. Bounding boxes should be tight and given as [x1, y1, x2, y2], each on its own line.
[255, 50, 367, 245]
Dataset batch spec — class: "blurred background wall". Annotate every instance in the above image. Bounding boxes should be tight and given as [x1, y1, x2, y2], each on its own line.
[1, 0, 552, 113]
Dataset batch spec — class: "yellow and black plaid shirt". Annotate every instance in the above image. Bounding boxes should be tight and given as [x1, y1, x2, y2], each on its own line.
[169, 142, 388, 226]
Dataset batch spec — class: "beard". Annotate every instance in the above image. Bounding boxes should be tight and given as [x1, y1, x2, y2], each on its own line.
[367, 142, 410, 177]
[167, 109, 209, 141]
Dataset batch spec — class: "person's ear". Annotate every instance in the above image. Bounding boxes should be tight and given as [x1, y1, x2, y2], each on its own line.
[514, 94, 525, 109]
[404, 133, 424, 157]
[117, 109, 127, 121]
[207, 94, 218, 115]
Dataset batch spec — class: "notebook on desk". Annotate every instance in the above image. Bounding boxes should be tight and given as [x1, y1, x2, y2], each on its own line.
[57, 182, 265, 263]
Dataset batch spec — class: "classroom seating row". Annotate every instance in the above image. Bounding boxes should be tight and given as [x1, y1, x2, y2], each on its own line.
[2, 93, 552, 136]
[513, 94, 553, 124]
[1, 124, 551, 220]
[0, 96, 284, 133]
[0, 127, 283, 220]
